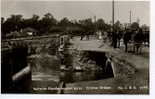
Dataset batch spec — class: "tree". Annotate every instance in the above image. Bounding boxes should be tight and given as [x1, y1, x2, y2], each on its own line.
[22, 14, 40, 30]
[58, 17, 72, 26]
[1, 17, 5, 24]
[1, 17, 5, 38]
[32, 14, 39, 20]
[2, 14, 23, 35]
[95, 18, 105, 31]
[39, 13, 57, 34]
[58, 17, 74, 33]
[79, 18, 94, 34]
[30, 14, 40, 30]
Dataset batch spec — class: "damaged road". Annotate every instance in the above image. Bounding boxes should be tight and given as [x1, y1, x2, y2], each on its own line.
[64, 37, 149, 94]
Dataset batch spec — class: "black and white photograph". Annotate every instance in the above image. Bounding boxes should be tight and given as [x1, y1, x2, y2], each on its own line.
[1, 0, 150, 95]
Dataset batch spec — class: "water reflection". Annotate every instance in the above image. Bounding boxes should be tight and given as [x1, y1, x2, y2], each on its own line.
[32, 70, 106, 83]
[30, 50, 114, 93]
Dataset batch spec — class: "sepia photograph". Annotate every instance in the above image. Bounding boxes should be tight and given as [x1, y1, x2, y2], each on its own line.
[1, 0, 150, 94]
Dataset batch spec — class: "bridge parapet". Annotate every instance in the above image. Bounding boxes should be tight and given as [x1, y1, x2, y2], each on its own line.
[2, 35, 60, 55]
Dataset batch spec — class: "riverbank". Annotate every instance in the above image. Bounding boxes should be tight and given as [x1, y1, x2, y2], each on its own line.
[64, 37, 149, 94]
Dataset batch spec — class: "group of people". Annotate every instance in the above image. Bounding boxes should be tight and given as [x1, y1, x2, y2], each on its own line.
[80, 32, 90, 40]
[112, 28, 147, 54]
[79, 28, 148, 54]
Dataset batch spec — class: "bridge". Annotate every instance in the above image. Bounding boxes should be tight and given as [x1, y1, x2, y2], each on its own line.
[1, 34, 72, 93]
[1, 35, 61, 93]
[1, 35, 149, 94]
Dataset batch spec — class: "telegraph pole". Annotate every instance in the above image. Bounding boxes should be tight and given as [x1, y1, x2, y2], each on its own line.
[94, 15, 96, 23]
[112, 0, 114, 30]
[94, 15, 97, 31]
[112, 0, 116, 48]
[130, 10, 132, 25]
[94, 15, 97, 36]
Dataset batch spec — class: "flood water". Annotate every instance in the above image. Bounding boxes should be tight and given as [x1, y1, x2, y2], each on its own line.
[31, 68, 108, 94]
[30, 50, 114, 93]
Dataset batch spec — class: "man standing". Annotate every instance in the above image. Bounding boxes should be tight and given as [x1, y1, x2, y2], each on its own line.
[112, 32, 118, 48]
[80, 32, 84, 40]
[133, 29, 144, 54]
[123, 29, 131, 52]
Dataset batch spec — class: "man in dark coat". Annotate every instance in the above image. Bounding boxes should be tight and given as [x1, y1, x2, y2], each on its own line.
[133, 29, 144, 54]
[112, 32, 118, 48]
[117, 30, 123, 48]
[80, 32, 84, 40]
[123, 29, 131, 52]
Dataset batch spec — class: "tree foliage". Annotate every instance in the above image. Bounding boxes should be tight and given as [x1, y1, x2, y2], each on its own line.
[1, 13, 149, 39]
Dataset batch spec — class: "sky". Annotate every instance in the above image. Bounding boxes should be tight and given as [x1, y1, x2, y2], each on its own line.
[1, 0, 150, 26]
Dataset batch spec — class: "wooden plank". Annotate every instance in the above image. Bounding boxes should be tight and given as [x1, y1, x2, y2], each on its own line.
[12, 66, 31, 82]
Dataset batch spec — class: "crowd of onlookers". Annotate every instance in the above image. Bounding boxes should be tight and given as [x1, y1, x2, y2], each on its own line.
[122, 28, 148, 54]
[79, 28, 149, 54]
